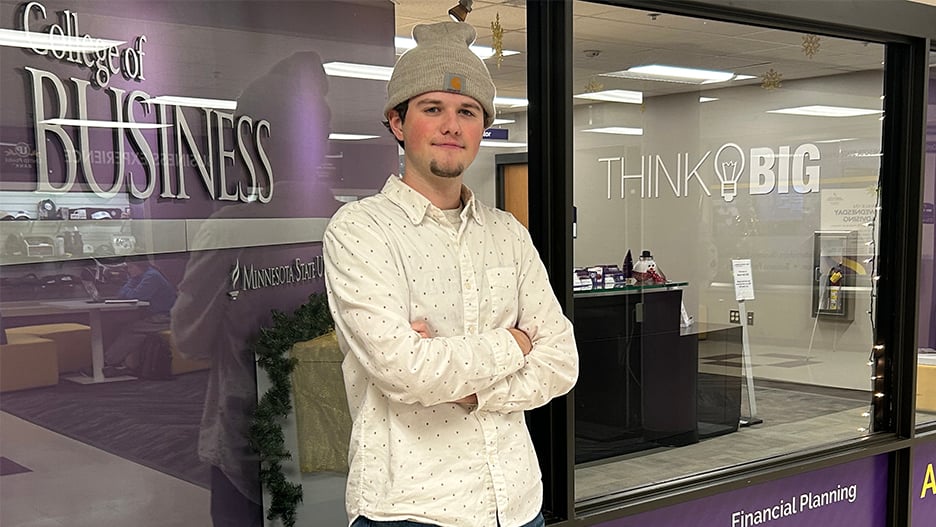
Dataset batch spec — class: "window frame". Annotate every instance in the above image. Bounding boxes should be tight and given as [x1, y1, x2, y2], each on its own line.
[524, 1, 931, 524]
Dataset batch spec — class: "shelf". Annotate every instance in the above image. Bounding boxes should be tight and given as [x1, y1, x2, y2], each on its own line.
[0, 217, 332, 266]
[0, 219, 187, 266]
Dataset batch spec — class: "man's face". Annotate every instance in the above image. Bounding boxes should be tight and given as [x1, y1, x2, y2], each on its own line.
[389, 91, 485, 181]
[127, 263, 145, 277]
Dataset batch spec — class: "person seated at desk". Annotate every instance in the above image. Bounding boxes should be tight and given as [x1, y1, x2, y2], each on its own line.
[98, 257, 177, 377]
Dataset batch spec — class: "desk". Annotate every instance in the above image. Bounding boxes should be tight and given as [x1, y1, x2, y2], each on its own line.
[573, 285, 743, 464]
[683, 323, 743, 439]
[1, 299, 148, 384]
[574, 284, 695, 463]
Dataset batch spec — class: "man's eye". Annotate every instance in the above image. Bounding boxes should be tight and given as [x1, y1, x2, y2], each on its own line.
[460, 109, 477, 117]
[425, 107, 440, 113]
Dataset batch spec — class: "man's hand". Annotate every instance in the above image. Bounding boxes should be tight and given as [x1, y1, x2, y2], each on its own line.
[452, 394, 478, 404]
[411, 320, 431, 338]
[455, 327, 531, 406]
[508, 327, 533, 356]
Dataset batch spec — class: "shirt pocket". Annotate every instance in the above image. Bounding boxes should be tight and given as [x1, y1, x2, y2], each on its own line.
[485, 266, 518, 324]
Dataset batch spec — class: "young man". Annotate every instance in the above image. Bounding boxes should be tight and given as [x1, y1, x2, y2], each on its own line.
[323, 21, 578, 527]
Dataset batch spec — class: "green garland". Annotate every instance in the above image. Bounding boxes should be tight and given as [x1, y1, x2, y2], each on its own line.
[248, 292, 334, 526]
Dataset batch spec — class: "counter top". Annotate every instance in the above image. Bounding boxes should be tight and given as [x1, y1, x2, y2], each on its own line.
[573, 281, 688, 298]
[1, 299, 148, 317]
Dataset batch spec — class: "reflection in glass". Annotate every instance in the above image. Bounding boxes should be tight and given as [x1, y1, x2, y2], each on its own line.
[917, 53, 936, 427]
[572, 1, 885, 502]
[0, 1, 397, 525]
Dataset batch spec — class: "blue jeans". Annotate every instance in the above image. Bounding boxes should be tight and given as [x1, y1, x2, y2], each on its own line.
[351, 512, 545, 527]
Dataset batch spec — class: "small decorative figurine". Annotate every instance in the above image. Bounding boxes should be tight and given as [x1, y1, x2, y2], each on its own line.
[632, 250, 667, 285]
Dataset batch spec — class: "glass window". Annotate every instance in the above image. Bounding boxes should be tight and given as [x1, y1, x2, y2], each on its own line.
[0, 0, 530, 524]
[917, 48, 936, 428]
[571, 2, 885, 503]
[0, 0, 399, 524]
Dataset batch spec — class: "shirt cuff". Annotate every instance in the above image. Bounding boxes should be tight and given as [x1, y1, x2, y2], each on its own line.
[475, 328, 526, 410]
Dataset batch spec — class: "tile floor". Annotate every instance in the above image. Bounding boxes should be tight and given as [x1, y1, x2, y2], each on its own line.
[2, 341, 934, 525]
[750, 343, 872, 391]
[0, 412, 210, 527]
[0, 408, 350, 527]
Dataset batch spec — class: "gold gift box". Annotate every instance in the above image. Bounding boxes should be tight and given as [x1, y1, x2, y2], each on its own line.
[290, 331, 351, 473]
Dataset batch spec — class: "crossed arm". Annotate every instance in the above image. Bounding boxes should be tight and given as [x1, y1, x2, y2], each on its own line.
[324, 215, 578, 412]
[411, 320, 533, 405]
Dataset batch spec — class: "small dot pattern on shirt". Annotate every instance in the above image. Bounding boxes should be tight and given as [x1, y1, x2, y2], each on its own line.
[322, 176, 578, 527]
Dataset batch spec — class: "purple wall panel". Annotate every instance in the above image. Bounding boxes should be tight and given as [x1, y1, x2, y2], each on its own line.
[596, 455, 888, 527]
[0, 2, 395, 523]
[913, 438, 936, 526]
[925, 75, 936, 348]
[0, 0, 397, 219]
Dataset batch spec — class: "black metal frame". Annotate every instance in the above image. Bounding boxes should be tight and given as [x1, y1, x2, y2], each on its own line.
[526, 1, 575, 521]
[878, 38, 930, 527]
[522, 1, 933, 526]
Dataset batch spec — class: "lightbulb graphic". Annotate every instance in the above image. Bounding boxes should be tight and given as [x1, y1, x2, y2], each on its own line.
[713, 143, 745, 202]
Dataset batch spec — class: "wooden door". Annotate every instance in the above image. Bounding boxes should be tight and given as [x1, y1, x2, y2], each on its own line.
[502, 163, 529, 229]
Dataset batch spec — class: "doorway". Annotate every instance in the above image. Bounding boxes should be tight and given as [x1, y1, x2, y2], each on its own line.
[495, 152, 529, 229]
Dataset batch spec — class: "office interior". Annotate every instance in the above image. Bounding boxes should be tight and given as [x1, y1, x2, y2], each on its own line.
[455, 2, 936, 504]
[0, 1, 934, 527]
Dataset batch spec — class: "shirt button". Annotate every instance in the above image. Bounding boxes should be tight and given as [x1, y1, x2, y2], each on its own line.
[468, 325, 476, 333]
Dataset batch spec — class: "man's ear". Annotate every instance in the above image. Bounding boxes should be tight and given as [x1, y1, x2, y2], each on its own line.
[387, 110, 405, 141]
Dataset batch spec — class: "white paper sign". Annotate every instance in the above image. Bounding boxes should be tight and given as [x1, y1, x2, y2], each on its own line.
[820, 188, 877, 231]
[732, 259, 755, 301]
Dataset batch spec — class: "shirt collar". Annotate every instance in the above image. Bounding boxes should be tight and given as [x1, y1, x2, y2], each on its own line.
[381, 175, 484, 226]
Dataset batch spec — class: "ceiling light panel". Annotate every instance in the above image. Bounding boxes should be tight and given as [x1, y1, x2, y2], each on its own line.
[0, 28, 124, 52]
[600, 70, 700, 85]
[629, 64, 736, 82]
[329, 133, 379, 141]
[574, 89, 643, 104]
[582, 127, 643, 135]
[41, 118, 170, 129]
[767, 105, 882, 117]
[601, 64, 747, 85]
[143, 96, 237, 110]
[394, 37, 519, 59]
[480, 140, 527, 148]
[323, 62, 393, 81]
[493, 97, 529, 108]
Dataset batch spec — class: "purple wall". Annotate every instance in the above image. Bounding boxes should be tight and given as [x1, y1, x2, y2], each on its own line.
[913, 437, 936, 526]
[596, 455, 888, 527]
[924, 75, 936, 348]
[0, 0, 398, 216]
[0, 1, 397, 525]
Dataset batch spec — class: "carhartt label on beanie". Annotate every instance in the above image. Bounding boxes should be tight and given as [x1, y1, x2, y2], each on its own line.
[444, 73, 464, 93]
[384, 21, 496, 128]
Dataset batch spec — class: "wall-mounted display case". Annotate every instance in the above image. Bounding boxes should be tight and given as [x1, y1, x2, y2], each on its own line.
[0, 219, 186, 267]
[812, 230, 858, 320]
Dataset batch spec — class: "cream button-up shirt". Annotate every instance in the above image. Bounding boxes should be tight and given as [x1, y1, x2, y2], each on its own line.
[323, 175, 578, 527]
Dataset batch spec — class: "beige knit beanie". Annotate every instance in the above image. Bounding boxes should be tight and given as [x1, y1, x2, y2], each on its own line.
[385, 21, 496, 128]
